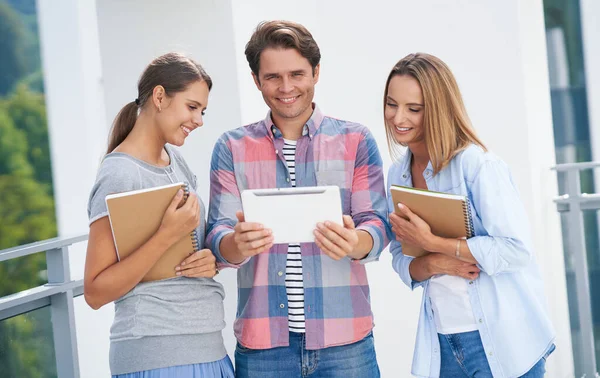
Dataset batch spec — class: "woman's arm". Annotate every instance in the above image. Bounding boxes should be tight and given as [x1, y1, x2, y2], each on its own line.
[462, 160, 533, 275]
[408, 252, 480, 282]
[84, 190, 199, 309]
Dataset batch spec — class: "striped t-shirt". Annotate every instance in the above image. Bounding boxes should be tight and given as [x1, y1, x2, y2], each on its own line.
[283, 138, 305, 333]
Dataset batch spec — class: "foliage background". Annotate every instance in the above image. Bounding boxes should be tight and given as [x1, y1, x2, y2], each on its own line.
[0, 0, 58, 376]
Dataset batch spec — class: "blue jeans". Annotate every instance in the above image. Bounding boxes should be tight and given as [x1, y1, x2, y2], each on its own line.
[438, 331, 551, 377]
[235, 332, 380, 378]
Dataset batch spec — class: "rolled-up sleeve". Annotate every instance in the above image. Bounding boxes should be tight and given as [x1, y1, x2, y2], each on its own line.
[352, 129, 392, 264]
[206, 136, 249, 269]
[466, 160, 533, 276]
[386, 164, 426, 290]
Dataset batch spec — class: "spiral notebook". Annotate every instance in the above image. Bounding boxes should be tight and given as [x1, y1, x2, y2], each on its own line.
[105, 182, 199, 282]
[390, 185, 474, 257]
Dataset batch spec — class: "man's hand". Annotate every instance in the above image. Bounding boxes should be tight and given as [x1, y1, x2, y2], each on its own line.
[314, 215, 359, 261]
[232, 211, 274, 258]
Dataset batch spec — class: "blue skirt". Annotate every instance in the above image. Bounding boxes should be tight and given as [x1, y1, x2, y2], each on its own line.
[112, 356, 234, 378]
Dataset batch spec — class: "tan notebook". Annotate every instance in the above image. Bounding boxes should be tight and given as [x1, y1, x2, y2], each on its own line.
[390, 185, 474, 257]
[105, 182, 199, 282]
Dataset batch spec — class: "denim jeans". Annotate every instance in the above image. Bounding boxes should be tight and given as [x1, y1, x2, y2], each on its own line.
[235, 332, 380, 378]
[438, 331, 551, 377]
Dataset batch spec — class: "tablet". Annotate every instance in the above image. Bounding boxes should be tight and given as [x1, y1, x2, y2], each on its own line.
[241, 186, 343, 244]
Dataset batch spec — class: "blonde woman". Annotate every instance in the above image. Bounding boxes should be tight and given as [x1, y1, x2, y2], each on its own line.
[385, 53, 555, 377]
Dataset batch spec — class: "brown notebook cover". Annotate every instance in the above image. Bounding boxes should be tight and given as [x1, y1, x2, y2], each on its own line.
[390, 185, 473, 257]
[105, 182, 199, 282]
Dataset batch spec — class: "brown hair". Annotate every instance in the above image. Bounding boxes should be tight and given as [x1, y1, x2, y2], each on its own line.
[106, 52, 212, 154]
[244, 20, 321, 78]
[383, 53, 486, 174]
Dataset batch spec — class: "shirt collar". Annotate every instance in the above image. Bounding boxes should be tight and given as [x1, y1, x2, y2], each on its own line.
[263, 103, 324, 140]
[399, 148, 434, 179]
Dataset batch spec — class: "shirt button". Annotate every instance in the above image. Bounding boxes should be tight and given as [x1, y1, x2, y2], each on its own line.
[402, 174, 407, 178]
[278, 271, 283, 276]
[469, 281, 474, 285]
[275, 149, 278, 154]
[286, 178, 290, 182]
[280, 304, 285, 309]
[479, 319, 483, 323]
[433, 348, 438, 353]
[488, 351, 493, 356]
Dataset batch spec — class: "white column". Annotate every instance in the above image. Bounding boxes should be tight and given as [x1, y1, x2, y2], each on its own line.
[37, 1, 111, 377]
[38, 0, 107, 237]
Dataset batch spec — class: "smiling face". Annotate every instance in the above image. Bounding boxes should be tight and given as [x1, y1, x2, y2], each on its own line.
[384, 74, 425, 147]
[156, 80, 209, 146]
[252, 47, 319, 127]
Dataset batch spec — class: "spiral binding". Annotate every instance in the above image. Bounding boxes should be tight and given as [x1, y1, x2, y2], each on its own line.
[462, 198, 475, 238]
[183, 183, 201, 253]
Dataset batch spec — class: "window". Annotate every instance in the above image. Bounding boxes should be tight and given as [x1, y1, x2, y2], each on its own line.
[544, 0, 600, 374]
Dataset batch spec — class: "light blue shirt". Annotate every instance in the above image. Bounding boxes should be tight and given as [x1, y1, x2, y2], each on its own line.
[387, 144, 555, 378]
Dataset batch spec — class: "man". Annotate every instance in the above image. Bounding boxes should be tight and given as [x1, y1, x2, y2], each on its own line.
[207, 20, 390, 377]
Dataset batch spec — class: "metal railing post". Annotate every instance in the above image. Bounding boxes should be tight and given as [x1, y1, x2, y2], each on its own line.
[46, 246, 80, 378]
[555, 165, 599, 377]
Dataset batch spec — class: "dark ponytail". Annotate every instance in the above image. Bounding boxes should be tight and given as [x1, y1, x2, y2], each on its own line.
[107, 101, 138, 153]
[106, 52, 212, 154]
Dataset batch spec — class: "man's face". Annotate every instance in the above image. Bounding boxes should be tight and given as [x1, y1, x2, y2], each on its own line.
[253, 47, 319, 125]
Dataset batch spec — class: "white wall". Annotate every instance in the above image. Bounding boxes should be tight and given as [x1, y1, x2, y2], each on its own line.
[229, 0, 573, 376]
[41, 0, 574, 376]
[37, 0, 112, 376]
[517, 0, 574, 376]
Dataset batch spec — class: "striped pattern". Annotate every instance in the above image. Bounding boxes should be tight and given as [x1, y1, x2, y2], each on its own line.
[206, 105, 391, 350]
[283, 140, 297, 185]
[282, 139, 306, 332]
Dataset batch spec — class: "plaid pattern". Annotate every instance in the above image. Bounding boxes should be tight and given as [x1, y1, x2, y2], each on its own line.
[206, 105, 390, 350]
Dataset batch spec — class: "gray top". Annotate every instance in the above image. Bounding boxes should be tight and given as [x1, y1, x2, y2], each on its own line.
[87, 145, 226, 375]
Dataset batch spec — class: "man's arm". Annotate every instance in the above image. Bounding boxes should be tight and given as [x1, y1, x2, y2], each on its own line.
[205, 136, 245, 268]
[314, 128, 391, 262]
[349, 128, 391, 262]
[206, 136, 273, 268]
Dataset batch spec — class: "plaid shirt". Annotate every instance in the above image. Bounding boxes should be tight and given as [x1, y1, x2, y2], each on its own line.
[206, 105, 390, 350]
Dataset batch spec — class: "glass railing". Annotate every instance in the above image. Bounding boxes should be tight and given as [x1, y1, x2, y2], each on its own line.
[0, 234, 87, 378]
[554, 161, 600, 378]
[0, 306, 57, 377]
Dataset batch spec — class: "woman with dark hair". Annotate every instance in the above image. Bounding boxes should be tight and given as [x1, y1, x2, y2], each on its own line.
[84, 52, 234, 378]
[384, 53, 555, 377]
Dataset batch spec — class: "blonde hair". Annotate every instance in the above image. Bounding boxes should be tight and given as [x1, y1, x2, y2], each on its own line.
[383, 53, 486, 174]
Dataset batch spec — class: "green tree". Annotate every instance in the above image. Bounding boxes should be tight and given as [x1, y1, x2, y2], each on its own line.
[0, 1, 28, 95]
[5, 0, 36, 15]
[0, 175, 56, 281]
[0, 1, 59, 376]
[19, 69, 45, 93]
[0, 107, 32, 177]
[2, 85, 53, 190]
[0, 308, 57, 378]
[0, 165, 58, 378]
